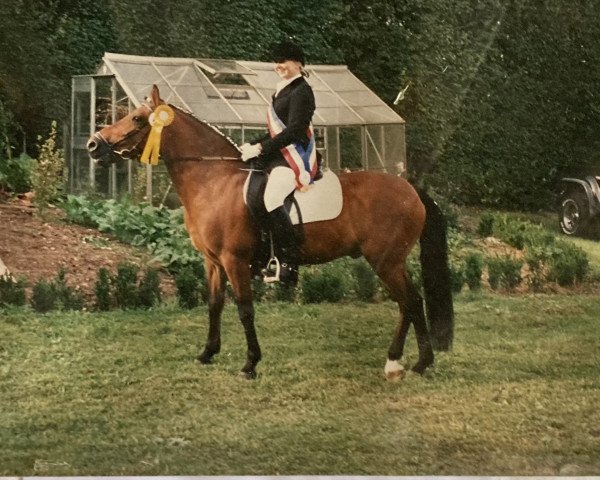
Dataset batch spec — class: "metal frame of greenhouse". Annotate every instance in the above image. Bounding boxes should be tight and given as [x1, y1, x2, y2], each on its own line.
[70, 52, 406, 202]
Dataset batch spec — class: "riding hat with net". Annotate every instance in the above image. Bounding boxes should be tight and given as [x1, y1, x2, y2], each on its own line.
[271, 40, 305, 66]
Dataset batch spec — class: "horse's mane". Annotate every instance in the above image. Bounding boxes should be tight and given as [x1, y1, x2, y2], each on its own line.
[170, 104, 241, 152]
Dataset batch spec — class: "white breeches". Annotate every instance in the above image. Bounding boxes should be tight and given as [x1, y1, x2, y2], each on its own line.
[264, 166, 296, 212]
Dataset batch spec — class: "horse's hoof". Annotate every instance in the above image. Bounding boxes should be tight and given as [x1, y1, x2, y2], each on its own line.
[239, 369, 257, 380]
[384, 359, 406, 381]
[197, 353, 213, 365]
[411, 361, 431, 375]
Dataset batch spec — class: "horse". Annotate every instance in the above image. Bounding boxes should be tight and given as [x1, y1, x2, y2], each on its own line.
[87, 84, 453, 380]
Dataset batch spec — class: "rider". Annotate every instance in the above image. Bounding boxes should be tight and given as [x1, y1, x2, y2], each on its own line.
[240, 40, 318, 284]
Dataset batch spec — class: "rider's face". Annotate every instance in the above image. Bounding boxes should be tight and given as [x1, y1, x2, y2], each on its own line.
[274, 60, 302, 80]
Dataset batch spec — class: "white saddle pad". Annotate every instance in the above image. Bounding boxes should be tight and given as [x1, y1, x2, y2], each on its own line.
[243, 170, 343, 225]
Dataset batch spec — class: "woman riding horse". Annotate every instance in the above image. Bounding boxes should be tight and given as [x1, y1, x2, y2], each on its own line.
[86, 81, 454, 380]
[240, 40, 317, 284]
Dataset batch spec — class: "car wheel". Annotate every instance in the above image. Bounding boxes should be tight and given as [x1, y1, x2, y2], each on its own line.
[559, 191, 589, 236]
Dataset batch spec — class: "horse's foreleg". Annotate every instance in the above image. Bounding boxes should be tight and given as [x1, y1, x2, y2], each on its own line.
[198, 259, 226, 364]
[222, 256, 261, 379]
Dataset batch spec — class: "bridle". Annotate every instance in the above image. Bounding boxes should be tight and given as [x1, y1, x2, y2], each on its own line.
[90, 103, 242, 163]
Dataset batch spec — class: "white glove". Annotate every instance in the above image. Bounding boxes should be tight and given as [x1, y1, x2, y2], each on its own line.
[297, 170, 311, 191]
[240, 143, 262, 162]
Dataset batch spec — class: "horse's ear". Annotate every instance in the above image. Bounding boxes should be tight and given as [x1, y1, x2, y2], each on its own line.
[150, 84, 163, 107]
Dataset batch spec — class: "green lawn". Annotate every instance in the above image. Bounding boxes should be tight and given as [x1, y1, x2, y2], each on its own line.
[1, 294, 599, 475]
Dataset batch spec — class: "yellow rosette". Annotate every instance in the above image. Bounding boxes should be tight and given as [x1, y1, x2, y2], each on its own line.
[140, 105, 175, 165]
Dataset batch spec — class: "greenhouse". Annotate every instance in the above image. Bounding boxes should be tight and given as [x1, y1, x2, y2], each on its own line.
[70, 52, 406, 202]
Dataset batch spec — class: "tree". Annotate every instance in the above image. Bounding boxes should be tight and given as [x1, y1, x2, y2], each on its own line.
[0, 0, 116, 154]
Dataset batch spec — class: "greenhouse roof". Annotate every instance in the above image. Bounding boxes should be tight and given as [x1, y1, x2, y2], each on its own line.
[96, 52, 404, 127]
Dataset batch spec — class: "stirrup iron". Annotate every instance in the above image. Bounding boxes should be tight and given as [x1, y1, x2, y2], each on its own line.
[262, 232, 281, 283]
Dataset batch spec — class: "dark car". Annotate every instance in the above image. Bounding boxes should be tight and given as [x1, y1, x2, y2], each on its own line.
[558, 175, 600, 237]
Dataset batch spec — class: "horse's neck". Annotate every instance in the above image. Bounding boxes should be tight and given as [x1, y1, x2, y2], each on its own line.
[162, 112, 240, 160]
[161, 113, 244, 207]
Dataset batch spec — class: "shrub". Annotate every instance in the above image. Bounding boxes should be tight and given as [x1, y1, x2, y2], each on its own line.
[477, 212, 494, 237]
[0, 153, 33, 194]
[301, 269, 344, 303]
[449, 261, 465, 294]
[53, 268, 85, 310]
[274, 283, 297, 302]
[32, 121, 64, 218]
[487, 255, 523, 291]
[492, 215, 527, 250]
[138, 268, 162, 309]
[406, 252, 423, 294]
[62, 195, 104, 228]
[174, 265, 200, 309]
[95, 267, 112, 311]
[547, 241, 589, 286]
[31, 279, 58, 313]
[524, 246, 548, 292]
[464, 253, 483, 290]
[352, 260, 377, 301]
[0, 275, 27, 306]
[112, 262, 140, 309]
[251, 278, 267, 302]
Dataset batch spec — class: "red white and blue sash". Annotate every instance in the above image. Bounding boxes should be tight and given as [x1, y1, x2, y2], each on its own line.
[267, 104, 317, 188]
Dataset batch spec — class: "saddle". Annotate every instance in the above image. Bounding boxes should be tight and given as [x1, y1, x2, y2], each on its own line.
[243, 168, 343, 279]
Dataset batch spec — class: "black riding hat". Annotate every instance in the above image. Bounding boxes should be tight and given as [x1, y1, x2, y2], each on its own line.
[271, 40, 305, 66]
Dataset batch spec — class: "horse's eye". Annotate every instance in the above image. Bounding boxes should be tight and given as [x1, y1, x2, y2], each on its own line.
[132, 115, 147, 126]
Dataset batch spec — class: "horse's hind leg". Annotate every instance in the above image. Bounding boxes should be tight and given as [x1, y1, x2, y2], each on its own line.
[403, 280, 434, 374]
[198, 259, 226, 364]
[375, 261, 434, 379]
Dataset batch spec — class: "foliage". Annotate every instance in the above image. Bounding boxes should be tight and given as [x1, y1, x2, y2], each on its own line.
[53, 268, 85, 311]
[112, 263, 140, 310]
[0, 153, 33, 194]
[477, 212, 494, 237]
[547, 240, 589, 286]
[0, 276, 27, 307]
[0, 1, 117, 153]
[138, 268, 162, 309]
[272, 283, 297, 303]
[428, 2, 600, 209]
[94, 268, 112, 311]
[30, 279, 57, 313]
[464, 253, 483, 291]
[62, 195, 204, 272]
[448, 259, 466, 294]
[486, 255, 523, 291]
[352, 260, 378, 302]
[483, 212, 590, 288]
[174, 264, 201, 310]
[301, 268, 344, 303]
[31, 121, 64, 217]
[2, 1, 600, 210]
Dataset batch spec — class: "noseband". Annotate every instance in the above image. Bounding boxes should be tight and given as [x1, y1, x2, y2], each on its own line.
[93, 104, 153, 158]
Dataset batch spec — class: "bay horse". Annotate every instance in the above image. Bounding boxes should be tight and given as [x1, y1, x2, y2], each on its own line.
[87, 85, 453, 380]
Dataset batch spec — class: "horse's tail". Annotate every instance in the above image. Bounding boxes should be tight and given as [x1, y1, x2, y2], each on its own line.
[417, 189, 454, 351]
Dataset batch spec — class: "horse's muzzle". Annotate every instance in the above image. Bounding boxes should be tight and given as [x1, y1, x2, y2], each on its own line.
[87, 133, 112, 160]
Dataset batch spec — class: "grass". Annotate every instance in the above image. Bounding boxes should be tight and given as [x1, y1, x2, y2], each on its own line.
[1, 294, 599, 476]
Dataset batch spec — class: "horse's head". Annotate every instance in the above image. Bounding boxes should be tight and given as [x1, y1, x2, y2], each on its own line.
[87, 85, 164, 164]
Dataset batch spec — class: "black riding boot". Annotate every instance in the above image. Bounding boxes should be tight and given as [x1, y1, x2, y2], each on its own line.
[264, 206, 301, 285]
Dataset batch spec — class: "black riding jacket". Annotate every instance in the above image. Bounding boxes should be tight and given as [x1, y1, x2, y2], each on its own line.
[253, 76, 316, 169]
